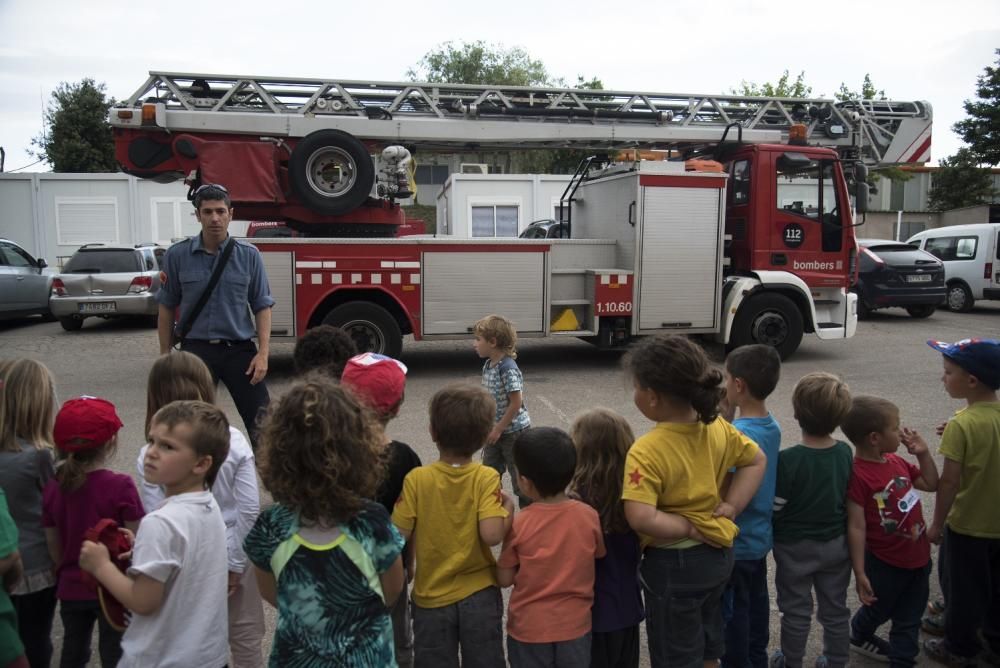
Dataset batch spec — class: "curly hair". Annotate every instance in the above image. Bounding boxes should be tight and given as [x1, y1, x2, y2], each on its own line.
[257, 375, 383, 524]
[792, 372, 851, 437]
[473, 314, 518, 358]
[569, 408, 635, 534]
[624, 335, 724, 424]
[293, 325, 359, 379]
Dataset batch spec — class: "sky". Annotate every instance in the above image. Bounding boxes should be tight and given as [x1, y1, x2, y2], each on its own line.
[1, 0, 998, 172]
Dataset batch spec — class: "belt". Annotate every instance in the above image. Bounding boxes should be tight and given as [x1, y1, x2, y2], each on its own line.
[183, 338, 251, 347]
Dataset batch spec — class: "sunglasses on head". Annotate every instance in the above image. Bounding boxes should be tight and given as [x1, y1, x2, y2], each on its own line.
[193, 183, 229, 195]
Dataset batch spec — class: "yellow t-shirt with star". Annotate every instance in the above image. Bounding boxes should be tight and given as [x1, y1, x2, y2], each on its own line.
[622, 419, 760, 549]
[392, 461, 509, 608]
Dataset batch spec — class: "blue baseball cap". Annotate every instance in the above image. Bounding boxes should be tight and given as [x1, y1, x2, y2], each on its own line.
[927, 338, 1000, 390]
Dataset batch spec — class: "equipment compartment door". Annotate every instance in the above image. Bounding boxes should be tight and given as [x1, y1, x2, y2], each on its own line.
[422, 251, 545, 335]
[260, 251, 295, 337]
[637, 186, 724, 331]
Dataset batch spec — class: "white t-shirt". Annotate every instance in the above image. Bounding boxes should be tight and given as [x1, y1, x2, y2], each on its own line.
[137, 426, 260, 572]
[120, 491, 229, 668]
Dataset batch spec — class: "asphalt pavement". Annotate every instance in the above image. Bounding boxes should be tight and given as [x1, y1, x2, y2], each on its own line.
[2, 302, 996, 666]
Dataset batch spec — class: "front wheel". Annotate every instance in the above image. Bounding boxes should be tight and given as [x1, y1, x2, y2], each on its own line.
[728, 293, 804, 360]
[322, 302, 403, 358]
[905, 305, 936, 319]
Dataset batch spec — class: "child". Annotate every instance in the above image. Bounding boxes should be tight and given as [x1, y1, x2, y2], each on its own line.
[244, 377, 405, 667]
[770, 372, 853, 668]
[922, 338, 1000, 666]
[0, 487, 28, 668]
[841, 396, 938, 666]
[80, 400, 231, 667]
[42, 396, 145, 667]
[498, 427, 606, 667]
[621, 335, 766, 667]
[0, 358, 58, 668]
[392, 384, 513, 668]
[341, 352, 422, 668]
[293, 323, 358, 378]
[473, 314, 532, 508]
[569, 409, 644, 668]
[136, 351, 264, 668]
[721, 344, 782, 668]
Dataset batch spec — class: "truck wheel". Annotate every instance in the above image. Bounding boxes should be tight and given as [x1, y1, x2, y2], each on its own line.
[322, 303, 402, 359]
[945, 282, 974, 312]
[905, 305, 936, 319]
[59, 316, 84, 332]
[853, 288, 872, 320]
[728, 293, 804, 360]
[289, 130, 375, 216]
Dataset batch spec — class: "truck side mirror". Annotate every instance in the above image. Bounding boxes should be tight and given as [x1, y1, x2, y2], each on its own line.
[855, 182, 869, 214]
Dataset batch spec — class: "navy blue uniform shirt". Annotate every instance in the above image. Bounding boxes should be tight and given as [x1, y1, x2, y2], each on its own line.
[157, 234, 274, 341]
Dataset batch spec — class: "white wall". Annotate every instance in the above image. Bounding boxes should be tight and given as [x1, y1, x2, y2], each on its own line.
[436, 174, 572, 239]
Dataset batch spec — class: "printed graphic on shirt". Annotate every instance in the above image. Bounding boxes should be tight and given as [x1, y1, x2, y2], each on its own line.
[627, 467, 643, 487]
[872, 476, 925, 540]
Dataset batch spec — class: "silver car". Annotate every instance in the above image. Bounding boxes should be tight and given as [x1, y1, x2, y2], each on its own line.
[0, 238, 53, 321]
[50, 244, 165, 331]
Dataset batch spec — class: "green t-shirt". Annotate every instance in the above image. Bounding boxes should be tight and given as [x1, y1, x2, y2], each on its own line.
[939, 401, 1000, 538]
[773, 441, 853, 543]
[0, 489, 24, 664]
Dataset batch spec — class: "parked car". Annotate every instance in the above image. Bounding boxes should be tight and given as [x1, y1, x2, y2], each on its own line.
[0, 238, 53, 321]
[49, 244, 165, 331]
[519, 218, 569, 239]
[906, 223, 1000, 312]
[853, 238, 946, 319]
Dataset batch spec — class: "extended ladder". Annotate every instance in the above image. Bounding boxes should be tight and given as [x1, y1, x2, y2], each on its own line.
[114, 71, 933, 167]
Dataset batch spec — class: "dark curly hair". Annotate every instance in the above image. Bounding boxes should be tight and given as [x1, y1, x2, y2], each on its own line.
[293, 325, 359, 379]
[624, 334, 724, 424]
[257, 374, 382, 524]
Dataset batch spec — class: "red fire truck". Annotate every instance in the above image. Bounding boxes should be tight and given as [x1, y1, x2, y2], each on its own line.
[109, 73, 933, 359]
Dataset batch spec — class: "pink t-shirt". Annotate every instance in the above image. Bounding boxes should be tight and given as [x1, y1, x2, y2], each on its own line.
[498, 500, 606, 643]
[42, 469, 145, 600]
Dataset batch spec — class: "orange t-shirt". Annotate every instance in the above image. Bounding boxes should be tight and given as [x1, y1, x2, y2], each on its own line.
[497, 500, 606, 643]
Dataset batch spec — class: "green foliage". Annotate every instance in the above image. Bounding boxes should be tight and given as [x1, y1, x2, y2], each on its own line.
[731, 70, 812, 98]
[835, 74, 885, 102]
[31, 78, 116, 173]
[953, 49, 1000, 166]
[927, 148, 998, 211]
[407, 41, 549, 86]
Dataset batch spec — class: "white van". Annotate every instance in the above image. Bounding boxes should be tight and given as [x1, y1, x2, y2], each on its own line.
[907, 223, 1000, 311]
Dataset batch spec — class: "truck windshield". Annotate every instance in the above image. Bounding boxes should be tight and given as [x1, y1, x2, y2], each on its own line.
[776, 154, 842, 252]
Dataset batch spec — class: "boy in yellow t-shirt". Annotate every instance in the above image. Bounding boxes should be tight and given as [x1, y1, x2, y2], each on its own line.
[923, 338, 1000, 666]
[392, 384, 514, 668]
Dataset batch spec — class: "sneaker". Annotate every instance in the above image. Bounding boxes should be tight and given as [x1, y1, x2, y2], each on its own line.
[922, 637, 978, 667]
[851, 635, 891, 662]
[768, 650, 786, 668]
[922, 610, 946, 636]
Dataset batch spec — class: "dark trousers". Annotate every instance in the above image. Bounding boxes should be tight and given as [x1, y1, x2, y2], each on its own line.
[182, 339, 270, 448]
[640, 544, 734, 667]
[411, 586, 505, 668]
[591, 625, 640, 668]
[59, 599, 124, 667]
[942, 527, 1000, 658]
[722, 557, 770, 668]
[850, 552, 930, 668]
[10, 586, 56, 668]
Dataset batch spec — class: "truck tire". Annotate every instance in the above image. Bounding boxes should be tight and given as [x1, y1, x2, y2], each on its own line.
[728, 293, 804, 360]
[289, 130, 375, 216]
[322, 303, 402, 359]
[945, 282, 974, 312]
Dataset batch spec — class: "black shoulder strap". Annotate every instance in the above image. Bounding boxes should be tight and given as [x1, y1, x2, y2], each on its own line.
[176, 238, 236, 341]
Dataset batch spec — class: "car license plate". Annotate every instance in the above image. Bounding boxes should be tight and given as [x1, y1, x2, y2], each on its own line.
[79, 302, 117, 314]
[906, 274, 932, 283]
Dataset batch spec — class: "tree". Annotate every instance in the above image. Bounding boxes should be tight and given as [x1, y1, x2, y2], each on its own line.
[407, 41, 549, 86]
[731, 70, 813, 98]
[927, 148, 997, 211]
[31, 79, 116, 172]
[834, 74, 885, 102]
[953, 49, 1000, 166]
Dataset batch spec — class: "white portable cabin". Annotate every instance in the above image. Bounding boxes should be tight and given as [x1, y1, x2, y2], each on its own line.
[435, 174, 573, 238]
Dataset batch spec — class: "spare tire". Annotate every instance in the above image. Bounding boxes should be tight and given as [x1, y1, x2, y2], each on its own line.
[289, 130, 375, 216]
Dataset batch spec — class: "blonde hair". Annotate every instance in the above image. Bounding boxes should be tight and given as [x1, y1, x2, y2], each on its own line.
[792, 372, 852, 436]
[473, 314, 518, 357]
[145, 352, 216, 438]
[0, 358, 56, 452]
[570, 408, 635, 533]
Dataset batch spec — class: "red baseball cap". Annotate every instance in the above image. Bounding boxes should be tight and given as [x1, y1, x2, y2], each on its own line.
[53, 396, 124, 452]
[341, 353, 407, 416]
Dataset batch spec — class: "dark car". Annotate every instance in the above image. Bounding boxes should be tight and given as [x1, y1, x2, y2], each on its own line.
[519, 219, 568, 239]
[854, 239, 946, 319]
